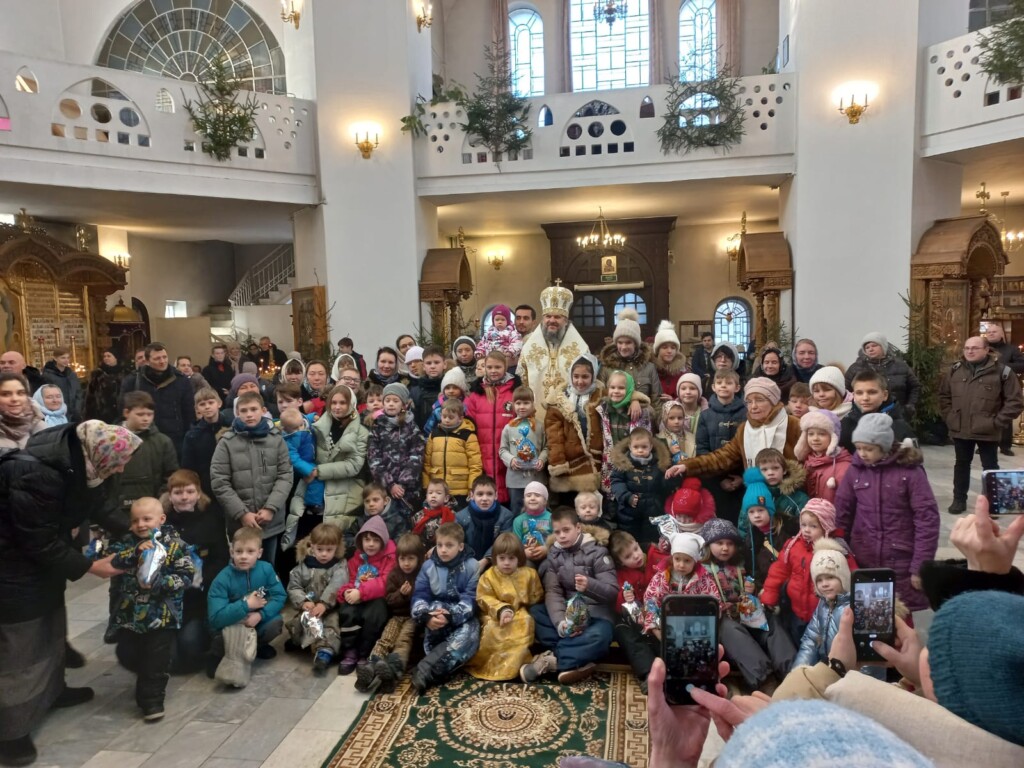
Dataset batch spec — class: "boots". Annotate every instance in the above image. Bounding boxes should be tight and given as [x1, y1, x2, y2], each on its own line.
[379, 652, 405, 693]
[0, 735, 36, 767]
[410, 644, 449, 695]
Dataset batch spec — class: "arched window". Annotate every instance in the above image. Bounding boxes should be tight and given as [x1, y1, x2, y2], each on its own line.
[509, 7, 545, 97]
[97, 0, 287, 95]
[679, 0, 716, 82]
[714, 297, 751, 353]
[571, 295, 606, 328]
[569, 0, 650, 92]
[613, 293, 647, 324]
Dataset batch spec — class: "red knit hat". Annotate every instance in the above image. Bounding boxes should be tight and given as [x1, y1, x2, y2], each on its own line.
[671, 477, 704, 517]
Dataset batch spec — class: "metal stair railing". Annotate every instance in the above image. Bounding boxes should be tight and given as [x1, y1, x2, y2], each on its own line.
[228, 244, 295, 307]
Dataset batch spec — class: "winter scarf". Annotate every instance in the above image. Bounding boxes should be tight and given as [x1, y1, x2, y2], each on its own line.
[743, 405, 790, 468]
[413, 504, 455, 536]
[0, 399, 44, 446]
[231, 417, 272, 437]
[32, 387, 68, 426]
[76, 420, 143, 488]
[464, 499, 500, 559]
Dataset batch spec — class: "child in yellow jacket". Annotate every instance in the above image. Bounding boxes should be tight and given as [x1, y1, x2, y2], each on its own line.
[422, 399, 483, 507]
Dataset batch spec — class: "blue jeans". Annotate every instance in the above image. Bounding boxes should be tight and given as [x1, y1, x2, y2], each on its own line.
[508, 487, 524, 516]
[529, 604, 612, 671]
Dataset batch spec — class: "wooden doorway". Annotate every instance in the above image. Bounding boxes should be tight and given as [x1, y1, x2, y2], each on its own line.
[542, 217, 675, 352]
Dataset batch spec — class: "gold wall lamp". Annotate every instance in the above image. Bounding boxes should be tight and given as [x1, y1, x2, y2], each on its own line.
[417, 3, 433, 32]
[280, 0, 301, 29]
[833, 81, 877, 124]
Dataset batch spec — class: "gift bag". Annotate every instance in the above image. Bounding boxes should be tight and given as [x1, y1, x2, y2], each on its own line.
[564, 591, 590, 635]
[137, 530, 167, 588]
[620, 581, 644, 625]
[737, 593, 769, 631]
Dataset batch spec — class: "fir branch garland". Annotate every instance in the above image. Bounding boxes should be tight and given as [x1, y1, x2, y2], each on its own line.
[656, 71, 745, 156]
[183, 55, 260, 162]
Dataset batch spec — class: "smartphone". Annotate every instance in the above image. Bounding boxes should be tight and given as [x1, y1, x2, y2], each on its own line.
[851, 569, 895, 662]
[982, 469, 1024, 515]
[660, 595, 719, 705]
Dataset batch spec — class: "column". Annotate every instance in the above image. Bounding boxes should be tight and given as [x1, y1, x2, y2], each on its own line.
[293, 0, 438, 352]
[779, 0, 963, 362]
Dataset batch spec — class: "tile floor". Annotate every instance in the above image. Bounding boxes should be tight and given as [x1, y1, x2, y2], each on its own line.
[37, 445, 1024, 767]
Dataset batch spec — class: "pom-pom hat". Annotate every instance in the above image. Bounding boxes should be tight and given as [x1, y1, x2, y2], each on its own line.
[741, 467, 775, 516]
[613, 308, 642, 345]
[795, 409, 842, 461]
[653, 319, 681, 351]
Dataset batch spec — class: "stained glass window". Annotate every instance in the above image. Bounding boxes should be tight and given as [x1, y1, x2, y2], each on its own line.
[613, 292, 647, 324]
[714, 298, 751, 353]
[571, 295, 606, 328]
[679, 0, 716, 81]
[569, 0, 650, 92]
[510, 8, 545, 97]
[97, 0, 287, 95]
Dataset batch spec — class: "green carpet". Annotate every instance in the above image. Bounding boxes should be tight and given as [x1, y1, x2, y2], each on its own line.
[323, 667, 649, 768]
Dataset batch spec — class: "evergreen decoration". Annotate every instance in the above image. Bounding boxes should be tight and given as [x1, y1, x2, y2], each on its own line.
[978, 0, 1024, 85]
[183, 55, 260, 162]
[400, 74, 469, 138]
[459, 46, 532, 163]
[657, 69, 745, 156]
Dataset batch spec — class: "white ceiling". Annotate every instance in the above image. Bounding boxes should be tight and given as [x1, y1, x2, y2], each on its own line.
[951, 139, 1024, 210]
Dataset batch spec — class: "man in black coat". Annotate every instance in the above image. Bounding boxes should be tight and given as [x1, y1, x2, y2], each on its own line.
[984, 324, 1024, 455]
[691, 332, 715, 390]
[121, 343, 194, 457]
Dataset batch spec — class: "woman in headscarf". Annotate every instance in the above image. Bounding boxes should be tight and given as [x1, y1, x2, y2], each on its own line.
[395, 334, 416, 376]
[364, 347, 410, 390]
[753, 343, 797, 404]
[83, 349, 124, 423]
[545, 353, 605, 495]
[0, 418, 141, 766]
[32, 385, 69, 427]
[0, 373, 46, 457]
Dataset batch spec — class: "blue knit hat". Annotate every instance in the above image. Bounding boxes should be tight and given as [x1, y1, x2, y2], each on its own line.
[741, 466, 775, 517]
[927, 591, 1024, 746]
[717, 700, 933, 767]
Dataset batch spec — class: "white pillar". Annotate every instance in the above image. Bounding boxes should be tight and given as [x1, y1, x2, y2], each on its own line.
[780, 0, 962, 363]
[297, 0, 436, 352]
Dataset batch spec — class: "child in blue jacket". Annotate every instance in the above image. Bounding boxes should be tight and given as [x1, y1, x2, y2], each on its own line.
[793, 539, 852, 668]
[280, 407, 324, 549]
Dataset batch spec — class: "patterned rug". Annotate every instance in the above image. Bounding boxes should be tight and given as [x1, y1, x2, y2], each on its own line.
[322, 667, 649, 768]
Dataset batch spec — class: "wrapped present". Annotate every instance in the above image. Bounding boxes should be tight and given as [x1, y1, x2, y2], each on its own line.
[300, 611, 325, 648]
[137, 530, 167, 589]
[620, 581, 643, 624]
[524, 517, 542, 548]
[564, 591, 590, 635]
[737, 593, 769, 631]
[84, 537, 107, 561]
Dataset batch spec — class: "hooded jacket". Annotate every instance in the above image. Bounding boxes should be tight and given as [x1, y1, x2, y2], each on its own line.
[367, 411, 426, 504]
[539, 530, 619, 625]
[609, 436, 681, 544]
[210, 422, 293, 537]
[761, 536, 857, 622]
[598, 342, 663, 401]
[290, 411, 369, 531]
[339, 515, 396, 602]
[465, 373, 521, 502]
[737, 459, 809, 541]
[643, 560, 722, 634]
[423, 417, 482, 497]
[544, 383, 604, 493]
[108, 523, 195, 633]
[792, 592, 851, 668]
[207, 559, 286, 632]
[802, 448, 853, 504]
[938, 352, 1024, 441]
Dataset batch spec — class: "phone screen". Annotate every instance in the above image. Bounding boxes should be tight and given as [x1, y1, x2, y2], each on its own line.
[852, 577, 894, 660]
[663, 612, 718, 705]
[983, 470, 1024, 515]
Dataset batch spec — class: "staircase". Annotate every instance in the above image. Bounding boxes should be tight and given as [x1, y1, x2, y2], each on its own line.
[207, 305, 235, 340]
[229, 244, 296, 307]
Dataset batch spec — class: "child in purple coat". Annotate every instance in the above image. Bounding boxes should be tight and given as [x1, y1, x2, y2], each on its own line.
[833, 413, 938, 612]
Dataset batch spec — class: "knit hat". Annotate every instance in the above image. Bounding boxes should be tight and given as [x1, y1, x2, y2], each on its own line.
[801, 498, 838, 535]
[670, 477, 704, 517]
[287, 350, 302, 360]
[927, 591, 1024, 747]
[382, 382, 411, 405]
[676, 372, 703, 398]
[743, 377, 781, 406]
[524, 481, 549, 502]
[861, 331, 889, 352]
[613, 308, 642, 345]
[452, 335, 476, 357]
[716, 700, 933, 768]
[491, 304, 512, 324]
[670, 531, 705, 560]
[809, 367, 846, 399]
[700, 517, 743, 545]
[229, 373, 259, 398]
[810, 538, 851, 594]
[440, 366, 467, 394]
[851, 412, 895, 452]
[653, 319, 680, 351]
[405, 346, 424, 363]
[741, 466, 775, 517]
[795, 409, 842, 460]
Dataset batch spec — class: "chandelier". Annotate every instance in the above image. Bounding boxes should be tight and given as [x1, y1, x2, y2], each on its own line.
[594, 0, 628, 28]
[577, 207, 626, 251]
[976, 182, 1023, 254]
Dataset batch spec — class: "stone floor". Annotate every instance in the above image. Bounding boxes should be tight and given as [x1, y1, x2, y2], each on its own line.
[39, 445, 1024, 768]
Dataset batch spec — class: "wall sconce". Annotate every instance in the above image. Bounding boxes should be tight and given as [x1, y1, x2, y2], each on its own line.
[416, 2, 433, 33]
[352, 123, 381, 159]
[832, 81, 878, 124]
[280, 0, 301, 29]
[725, 211, 746, 261]
[111, 253, 130, 271]
[485, 249, 507, 270]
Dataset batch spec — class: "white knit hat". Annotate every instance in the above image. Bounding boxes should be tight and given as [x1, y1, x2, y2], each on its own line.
[810, 538, 851, 594]
[671, 532, 705, 560]
[861, 332, 888, 352]
[405, 346, 424, 363]
[653, 320, 680, 352]
[613, 308, 642, 345]
[809, 365, 846, 398]
[440, 366, 467, 394]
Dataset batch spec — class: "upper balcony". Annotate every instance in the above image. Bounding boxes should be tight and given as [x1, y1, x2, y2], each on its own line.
[921, 30, 1024, 157]
[0, 52, 318, 206]
[413, 74, 796, 197]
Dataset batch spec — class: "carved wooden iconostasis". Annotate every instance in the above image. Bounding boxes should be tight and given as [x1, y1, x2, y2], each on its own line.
[0, 222, 126, 371]
[736, 232, 793, 349]
[420, 248, 473, 351]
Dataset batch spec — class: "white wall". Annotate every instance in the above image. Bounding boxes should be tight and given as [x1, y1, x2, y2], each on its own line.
[232, 304, 294, 351]
[0, 0, 64, 59]
[460, 234, 552, 325]
[126, 235, 236, 319]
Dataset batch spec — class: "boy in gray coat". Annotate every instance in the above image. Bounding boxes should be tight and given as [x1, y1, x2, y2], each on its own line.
[499, 386, 548, 515]
[211, 392, 293, 565]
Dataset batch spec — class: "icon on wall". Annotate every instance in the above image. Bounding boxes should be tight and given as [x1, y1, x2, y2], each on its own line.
[601, 255, 617, 282]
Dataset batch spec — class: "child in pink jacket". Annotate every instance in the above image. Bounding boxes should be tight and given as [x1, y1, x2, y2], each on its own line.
[795, 410, 852, 503]
[335, 516, 396, 674]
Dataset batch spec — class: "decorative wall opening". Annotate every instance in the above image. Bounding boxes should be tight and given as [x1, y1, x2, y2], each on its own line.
[51, 78, 151, 147]
[714, 297, 751, 352]
[15, 66, 38, 93]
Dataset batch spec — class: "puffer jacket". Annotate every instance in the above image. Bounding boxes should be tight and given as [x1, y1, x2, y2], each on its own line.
[207, 560, 286, 633]
[642, 562, 722, 634]
[685, 403, 800, 478]
[938, 353, 1024, 441]
[803, 449, 853, 503]
[286, 549, 347, 609]
[598, 342, 663, 401]
[291, 412, 369, 533]
[108, 524, 195, 633]
[339, 516, 397, 601]
[792, 593, 851, 668]
[42, 359, 83, 420]
[833, 447, 939, 611]
[423, 417, 482, 497]
[210, 424, 293, 537]
[539, 531, 619, 625]
[609, 437, 680, 545]
[411, 548, 480, 627]
[119, 424, 178, 511]
[465, 374, 520, 503]
[367, 412, 426, 505]
[544, 385, 603, 493]
[410, 374, 443, 429]
[844, 352, 921, 411]
[761, 536, 857, 622]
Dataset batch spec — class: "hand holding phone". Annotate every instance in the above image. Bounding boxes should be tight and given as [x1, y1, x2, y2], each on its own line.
[851, 569, 895, 662]
[982, 469, 1024, 515]
[660, 595, 720, 705]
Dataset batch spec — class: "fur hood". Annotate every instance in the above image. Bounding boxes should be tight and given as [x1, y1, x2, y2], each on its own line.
[544, 523, 609, 551]
[780, 458, 807, 496]
[159, 490, 211, 514]
[655, 352, 689, 377]
[547, 382, 605, 413]
[599, 340, 654, 370]
[610, 434, 673, 472]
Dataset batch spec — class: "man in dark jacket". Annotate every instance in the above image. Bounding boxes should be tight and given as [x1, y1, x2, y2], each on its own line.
[409, 345, 445, 429]
[42, 347, 83, 420]
[939, 337, 1024, 514]
[691, 332, 715, 391]
[120, 343, 194, 458]
[984, 324, 1024, 455]
[202, 344, 235, 399]
[338, 337, 367, 380]
[256, 336, 288, 373]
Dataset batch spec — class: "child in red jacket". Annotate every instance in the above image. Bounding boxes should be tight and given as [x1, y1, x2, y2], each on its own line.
[759, 498, 857, 647]
[608, 530, 657, 692]
[336, 516, 396, 674]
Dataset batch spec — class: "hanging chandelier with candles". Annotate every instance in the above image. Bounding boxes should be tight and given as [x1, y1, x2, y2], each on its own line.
[577, 207, 626, 251]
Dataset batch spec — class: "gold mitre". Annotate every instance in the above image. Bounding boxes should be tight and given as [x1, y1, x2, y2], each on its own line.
[541, 279, 573, 317]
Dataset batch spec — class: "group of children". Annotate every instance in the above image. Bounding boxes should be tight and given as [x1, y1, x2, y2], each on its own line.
[89, 324, 941, 722]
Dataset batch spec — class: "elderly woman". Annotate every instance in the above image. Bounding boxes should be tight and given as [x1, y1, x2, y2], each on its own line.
[0, 410, 141, 765]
